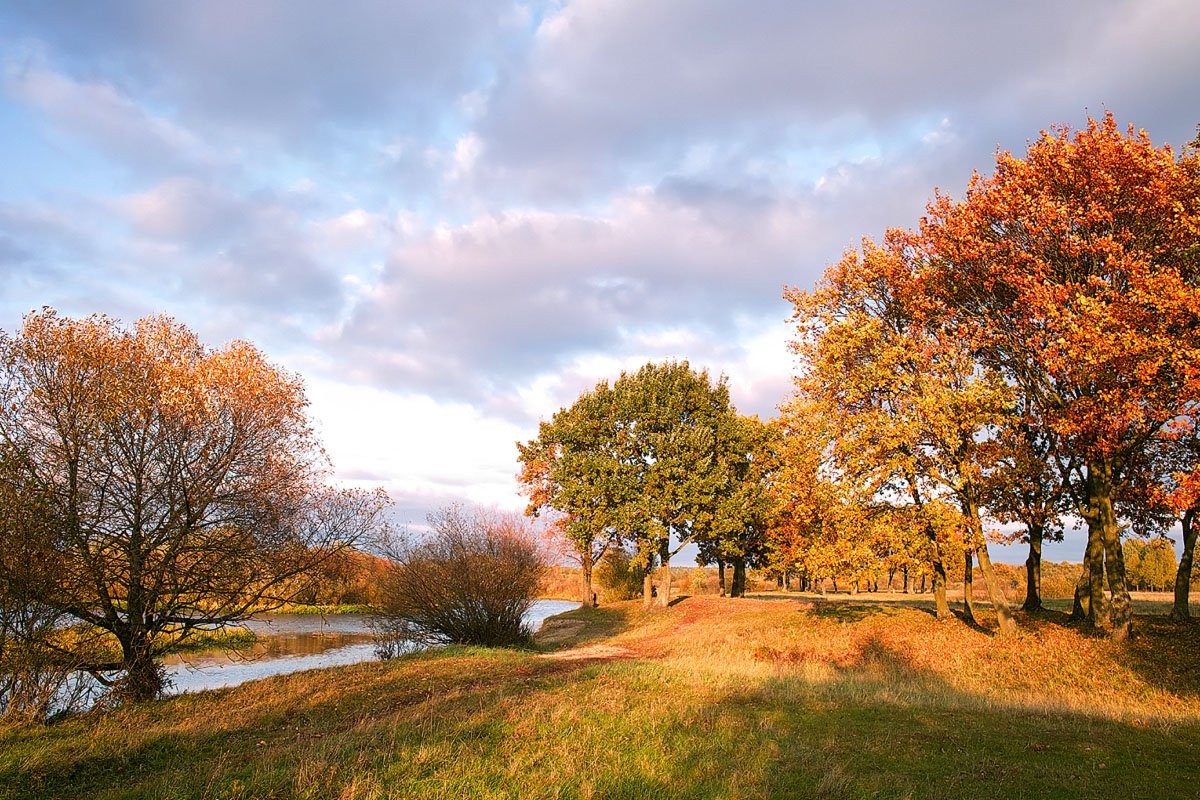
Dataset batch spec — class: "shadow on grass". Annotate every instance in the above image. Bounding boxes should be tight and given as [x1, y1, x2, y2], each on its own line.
[802, 602, 890, 624]
[1122, 615, 1200, 700]
[531, 602, 638, 652]
[7, 602, 1200, 800]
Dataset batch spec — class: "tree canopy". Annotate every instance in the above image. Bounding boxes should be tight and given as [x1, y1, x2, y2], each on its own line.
[0, 309, 390, 700]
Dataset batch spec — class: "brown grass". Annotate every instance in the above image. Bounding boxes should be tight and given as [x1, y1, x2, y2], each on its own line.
[3, 595, 1198, 799]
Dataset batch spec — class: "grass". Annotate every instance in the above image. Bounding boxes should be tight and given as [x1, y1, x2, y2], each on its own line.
[3, 597, 1198, 799]
[163, 628, 259, 655]
[258, 604, 378, 616]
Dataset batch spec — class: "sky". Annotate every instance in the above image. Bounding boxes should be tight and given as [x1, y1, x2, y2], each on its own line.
[1, 1, 1198, 565]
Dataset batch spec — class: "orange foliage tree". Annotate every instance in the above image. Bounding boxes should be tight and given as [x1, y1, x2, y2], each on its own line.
[0, 309, 390, 700]
[784, 238, 1017, 633]
[919, 114, 1200, 638]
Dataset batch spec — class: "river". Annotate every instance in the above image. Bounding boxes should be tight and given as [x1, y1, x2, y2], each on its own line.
[160, 599, 580, 695]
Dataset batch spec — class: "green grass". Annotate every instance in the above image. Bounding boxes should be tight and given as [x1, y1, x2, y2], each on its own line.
[258, 604, 378, 616]
[163, 628, 259, 655]
[3, 597, 1198, 799]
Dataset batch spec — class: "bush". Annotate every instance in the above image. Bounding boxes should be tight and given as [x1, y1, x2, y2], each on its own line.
[595, 548, 644, 601]
[0, 601, 103, 723]
[374, 507, 546, 652]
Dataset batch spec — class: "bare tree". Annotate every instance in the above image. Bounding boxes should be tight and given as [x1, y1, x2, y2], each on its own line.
[375, 506, 546, 651]
[0, 310, 390, 702]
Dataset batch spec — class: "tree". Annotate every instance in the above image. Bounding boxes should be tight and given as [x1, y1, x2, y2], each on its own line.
[0, 310, 389, 701]
[695, 415, 780, 598]
[980, 410, 1069, 612]
[1146, 412, 1200, 619]
[786, 238, 1017, 633]
[1125, 538, 1178, 591]
[375, 506, 546, 649]
[517, 383, 628, 606]
[519, 361, 743, 609]
[920, 114, 1200, 638]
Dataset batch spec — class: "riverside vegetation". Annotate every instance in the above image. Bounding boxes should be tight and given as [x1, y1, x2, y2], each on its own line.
[2, 595, 1198, 800]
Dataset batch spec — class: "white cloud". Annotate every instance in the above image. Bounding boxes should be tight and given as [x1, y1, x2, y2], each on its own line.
[5, 61, 216, 172]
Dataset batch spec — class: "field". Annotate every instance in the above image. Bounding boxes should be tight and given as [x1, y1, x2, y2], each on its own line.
[2, 596, 1198, 800]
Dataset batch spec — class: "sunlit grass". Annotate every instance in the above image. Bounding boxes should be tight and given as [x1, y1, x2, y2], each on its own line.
[3, 596, 1198, 799]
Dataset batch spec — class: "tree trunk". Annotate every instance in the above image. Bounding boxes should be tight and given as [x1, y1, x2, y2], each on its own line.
[974, 536, 1016, 636]
[1023, 522, 1045, 612]
[1090, 458, 1132, 639]
[731, 558, 746, 598]
[1171, 509, 1196, 621]
[116, 628, 163, 702]
[1071, 567, 1090, 621]
[776, 574, 784, 590]
[581, 549, 596, 607]
[932, 559, 951, 620]
[960, 497, 1016, 635]
[963, 548, 977, 625]
[717, 559, 727, 597]
[657, 540, 672, 607]
[903, 566, 910, 594]
[1078, 522, 1106, 625]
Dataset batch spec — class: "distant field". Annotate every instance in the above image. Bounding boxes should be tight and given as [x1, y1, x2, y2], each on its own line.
[3, 595, 1198, 799]
[748, 588, 1200, 617]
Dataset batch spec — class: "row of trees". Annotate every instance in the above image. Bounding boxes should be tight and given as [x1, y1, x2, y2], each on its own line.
[775, 114, 1199, 638]
[517, 362, 776, 609]
[520, 116, 1200, 640]
[0, 310, 389, 712]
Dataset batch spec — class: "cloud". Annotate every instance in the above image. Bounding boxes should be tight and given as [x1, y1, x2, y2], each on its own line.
[4, 61, 217, 173]
[327, 121, 974, 409]
[3, 0, 1197, 548]
[468, 0, 1200, 199]
[4, 1, 517, 140]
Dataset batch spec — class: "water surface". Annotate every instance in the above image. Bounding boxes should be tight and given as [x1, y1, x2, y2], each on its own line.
[162, 599, 580, 695]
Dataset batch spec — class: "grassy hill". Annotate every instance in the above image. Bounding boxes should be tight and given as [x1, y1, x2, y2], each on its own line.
[3, 597, 1198, 799]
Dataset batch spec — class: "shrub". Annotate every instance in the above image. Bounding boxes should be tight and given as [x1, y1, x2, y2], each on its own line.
[374, 506, 546, 652]
[595, 548, 644, 601]
[0, 600, 103, 723]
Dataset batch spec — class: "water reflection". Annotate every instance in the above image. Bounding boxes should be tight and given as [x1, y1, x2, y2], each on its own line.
[163, 599, 579, 695]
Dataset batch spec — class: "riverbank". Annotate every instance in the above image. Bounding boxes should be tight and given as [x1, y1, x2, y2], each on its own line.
[4, 597, 1199, 799]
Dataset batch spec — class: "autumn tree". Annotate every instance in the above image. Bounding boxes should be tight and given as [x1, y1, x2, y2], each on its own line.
[0, 310, 390, 701]
[1144, 412, 1200, 619]
[980, 407, 1069, 612]
[920, 114, 1200, 638]
[375, 506, 546, 648]
[786, 238, 1017, 633]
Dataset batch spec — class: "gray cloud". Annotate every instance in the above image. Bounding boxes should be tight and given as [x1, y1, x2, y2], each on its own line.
[470, 0, 1200, 199]
[4, 1, 515, 141]
[331, 126, 966, 406]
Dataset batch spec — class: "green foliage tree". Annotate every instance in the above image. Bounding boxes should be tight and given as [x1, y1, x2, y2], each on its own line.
[519, 361, 745, 608]
[694, 415, 780, 598]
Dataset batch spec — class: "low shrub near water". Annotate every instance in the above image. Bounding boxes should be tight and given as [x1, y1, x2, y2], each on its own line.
[373, 506, 546, 653]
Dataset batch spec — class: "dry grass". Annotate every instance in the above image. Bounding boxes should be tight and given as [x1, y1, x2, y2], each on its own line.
[2, 596, 1198, 799]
